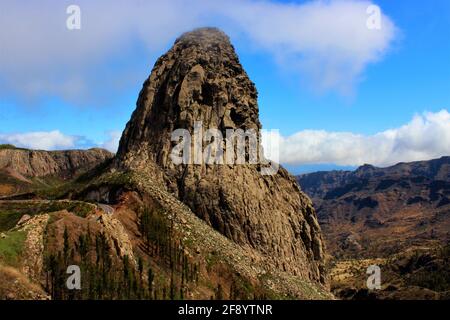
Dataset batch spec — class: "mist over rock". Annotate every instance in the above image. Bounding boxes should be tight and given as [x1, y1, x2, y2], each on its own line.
[117, 28, 326, 283]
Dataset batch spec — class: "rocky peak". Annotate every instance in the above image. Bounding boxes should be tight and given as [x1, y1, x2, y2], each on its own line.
[116, 28, 327, 284]
[117, 27, 260, 162]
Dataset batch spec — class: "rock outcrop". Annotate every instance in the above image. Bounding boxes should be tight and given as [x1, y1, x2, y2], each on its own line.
[116, 28, 326, 283]
[0, 147, 113, 179]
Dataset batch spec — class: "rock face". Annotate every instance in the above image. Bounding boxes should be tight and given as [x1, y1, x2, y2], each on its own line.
[117, 28, 326, 283]
[297, 157, 450, 258]
[0, 147, 113, 179]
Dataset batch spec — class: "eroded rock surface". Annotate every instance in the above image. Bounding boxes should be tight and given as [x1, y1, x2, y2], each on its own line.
[116, 28, 326, 283]
[0, 148, 113, 179]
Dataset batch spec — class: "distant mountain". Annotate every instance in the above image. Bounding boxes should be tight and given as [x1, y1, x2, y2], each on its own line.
[297, 156, 450, 258]
[297, 157, 450, 299]
[0, 146, 113, 197]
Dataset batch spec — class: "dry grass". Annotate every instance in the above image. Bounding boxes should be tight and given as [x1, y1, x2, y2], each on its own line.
[0, 184, 15, 196]
[0, 264, 47, 299]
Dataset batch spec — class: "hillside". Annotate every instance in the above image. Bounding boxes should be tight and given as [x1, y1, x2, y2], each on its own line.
[0, 146, 113, 197]
[297, 157, 450, 299]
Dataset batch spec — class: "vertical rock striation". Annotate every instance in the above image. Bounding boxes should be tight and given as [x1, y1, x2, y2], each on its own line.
[117, 28, 326, 283]
[0, 148, 113, 179]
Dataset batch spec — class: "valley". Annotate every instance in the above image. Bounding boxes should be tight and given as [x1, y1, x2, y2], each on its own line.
[298, 157, 450, 299]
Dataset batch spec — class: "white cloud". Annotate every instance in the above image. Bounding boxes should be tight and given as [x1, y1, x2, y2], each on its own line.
[99, 131, 122, 153]
[0, 129, 122, 152]
[3, 109, 448, 166]
[0, 130, 77, 150]
[221, 0, 397, 95]
[0, 0, 397, 102]
[268, 110, 450, 167]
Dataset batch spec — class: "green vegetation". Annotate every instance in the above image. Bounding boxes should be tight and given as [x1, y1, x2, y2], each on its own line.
[229, 277, 255, 299]
[0, 144, 30, 151]
[0, 201, 95, 231]
[0, 230, 27, 266]
[46, 228, 120, 299]
[32, 163, 130, 201]
[407, 245, 450, 292]
[45, 228, 126, 300]
[0, 144, 17, 150]
[206, 251, 221, 271]
[0, 157, 113, 200]
[0, 209, 25, 232]
[0, 171, 71, 199]
[0, 171, 31, 196]
[44, 226, 181, 300]
[139, 206, 199, 299]
[43, 203, 200, 300]
[409, 268, 450, 292]
[42, 201, 95, 218]
[75, 158, 114, 184]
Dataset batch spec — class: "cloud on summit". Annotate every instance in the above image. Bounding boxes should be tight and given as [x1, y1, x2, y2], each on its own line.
[0, 0, 397, 104]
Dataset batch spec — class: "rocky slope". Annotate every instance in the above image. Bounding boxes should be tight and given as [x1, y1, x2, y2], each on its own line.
[116, 27, 326, 284]
[0, 146, 113, 179]
[297, 157, 450, 299]
[297, 157, 450, 258]
[330, 245, 450, 300]
[0, 146, 113, 196]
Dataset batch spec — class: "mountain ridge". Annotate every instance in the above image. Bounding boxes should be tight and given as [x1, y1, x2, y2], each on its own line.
[0, 147, 113, 197]
[297, 156, 450, 299]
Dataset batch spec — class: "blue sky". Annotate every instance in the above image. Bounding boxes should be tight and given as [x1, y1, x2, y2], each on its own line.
[1, 0, 450, 174]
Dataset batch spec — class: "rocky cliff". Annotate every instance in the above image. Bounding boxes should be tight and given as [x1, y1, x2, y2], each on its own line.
[0, 146, 113, 197]
[0, 28, 331, 300]
[116, 28, 326, 283]
[0, 147, 113, 179]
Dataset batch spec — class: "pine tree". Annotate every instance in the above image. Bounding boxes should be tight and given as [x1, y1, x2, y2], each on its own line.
[215, 284, 224, 300]
[138, 256, 144, 277]
[148, 267, 154, 298]
[63, 226, 70, 263]
[169, 268, 176, 300]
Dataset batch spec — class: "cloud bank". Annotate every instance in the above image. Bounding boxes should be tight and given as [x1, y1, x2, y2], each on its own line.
[0, 130, 121, 152]
[3, 110, 449, 167]
[221, 0, 397, 94]
[0, 0, 397, 103]
[0, 130, 77, 150]
[273, 110, 450, 167]
[99, 131, 122, 153]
